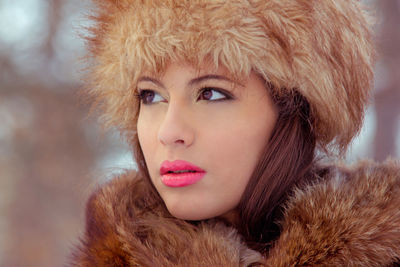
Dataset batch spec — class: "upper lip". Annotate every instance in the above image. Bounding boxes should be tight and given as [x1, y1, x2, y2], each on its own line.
[160, 160, 205, 175]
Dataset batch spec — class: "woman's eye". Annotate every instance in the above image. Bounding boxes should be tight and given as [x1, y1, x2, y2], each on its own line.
[198, 88, 229, 101]
[138, 90, 165, 104]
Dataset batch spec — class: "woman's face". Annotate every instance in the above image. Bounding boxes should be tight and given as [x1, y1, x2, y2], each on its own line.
[137, 62, 277, 220]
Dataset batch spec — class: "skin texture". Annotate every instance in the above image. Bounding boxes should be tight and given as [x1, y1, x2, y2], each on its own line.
[137, 62, 277, 220]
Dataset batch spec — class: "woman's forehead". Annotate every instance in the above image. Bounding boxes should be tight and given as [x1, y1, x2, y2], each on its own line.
[138, 60, 247, 85]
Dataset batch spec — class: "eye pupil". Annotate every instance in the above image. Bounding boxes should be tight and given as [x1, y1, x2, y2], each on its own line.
[145, 91, 154, 103]
[202, 89, 213, 100]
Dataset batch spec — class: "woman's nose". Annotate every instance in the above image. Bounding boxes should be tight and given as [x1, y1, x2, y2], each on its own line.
[157, 103, 195, 147]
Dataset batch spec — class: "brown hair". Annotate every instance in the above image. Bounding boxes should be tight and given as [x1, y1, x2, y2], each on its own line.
[238, 89, 316, 251]
[131, 87, 316, 252]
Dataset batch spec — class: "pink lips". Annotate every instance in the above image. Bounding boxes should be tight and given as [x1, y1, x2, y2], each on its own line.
[160, 160, 206, 187]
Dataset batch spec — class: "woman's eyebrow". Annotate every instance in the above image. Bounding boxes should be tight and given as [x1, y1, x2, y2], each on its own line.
[137, 76, 165, 89]
[189, 75, 240, 86]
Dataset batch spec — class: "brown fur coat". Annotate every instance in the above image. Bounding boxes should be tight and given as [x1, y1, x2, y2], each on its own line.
[70, 160, 400, 266]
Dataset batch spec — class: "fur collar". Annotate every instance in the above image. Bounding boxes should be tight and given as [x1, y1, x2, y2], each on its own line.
[70, 160, 400, 266]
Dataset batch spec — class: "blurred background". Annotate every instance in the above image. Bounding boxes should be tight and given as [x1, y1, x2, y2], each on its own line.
[0, 0, 399, 266]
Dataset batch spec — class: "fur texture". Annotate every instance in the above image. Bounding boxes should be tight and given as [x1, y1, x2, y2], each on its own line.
[85, 0, 375, 151]
[70, 160, 400, 266]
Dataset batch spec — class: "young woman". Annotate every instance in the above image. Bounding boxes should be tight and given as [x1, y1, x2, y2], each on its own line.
[71, 0, 400, 266]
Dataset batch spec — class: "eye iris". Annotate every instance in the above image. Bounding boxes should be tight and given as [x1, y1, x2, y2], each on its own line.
[145, 91, 154, 103]
[202, 89, 213, 100]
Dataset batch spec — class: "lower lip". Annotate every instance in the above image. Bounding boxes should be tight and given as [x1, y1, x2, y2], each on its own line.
[161, 172, 206, 187]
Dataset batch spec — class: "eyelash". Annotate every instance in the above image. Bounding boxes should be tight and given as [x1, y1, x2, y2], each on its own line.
[136, 87, 233, 105]
[198, 87, 233, 102]
[136, 90, 163, 105]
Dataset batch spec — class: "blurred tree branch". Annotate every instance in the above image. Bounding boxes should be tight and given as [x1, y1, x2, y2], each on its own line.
[44, 0, 63, 60]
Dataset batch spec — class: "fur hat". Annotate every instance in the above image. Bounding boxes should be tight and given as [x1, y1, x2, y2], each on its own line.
[85, 0, 375, 152]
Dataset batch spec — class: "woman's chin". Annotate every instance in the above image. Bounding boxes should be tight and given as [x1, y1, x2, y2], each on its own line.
[166, 204, 220, 221]
[167, 207, 209, 221]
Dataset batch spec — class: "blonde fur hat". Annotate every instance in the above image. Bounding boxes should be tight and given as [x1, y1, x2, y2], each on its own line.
[85, 0, 375, 152]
